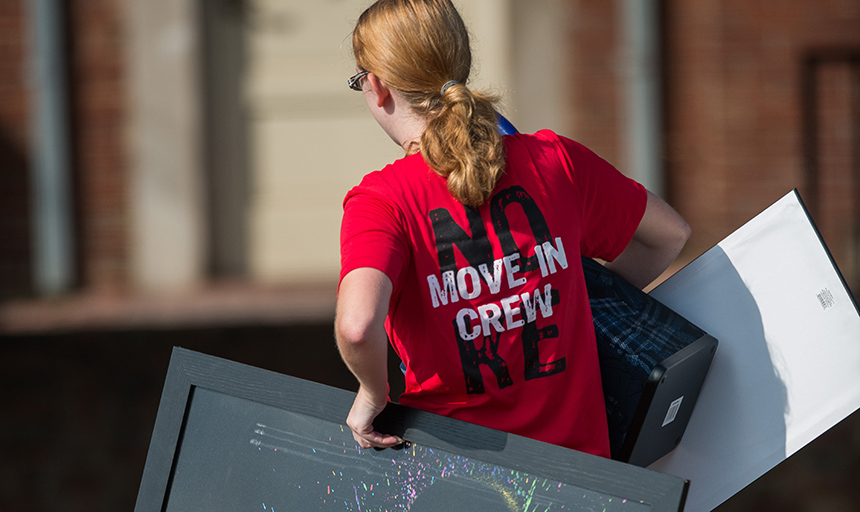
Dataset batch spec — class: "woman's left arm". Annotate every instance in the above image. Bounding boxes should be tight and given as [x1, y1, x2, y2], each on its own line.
[335, 267, 403, 449]
[603, 191, 691, 289]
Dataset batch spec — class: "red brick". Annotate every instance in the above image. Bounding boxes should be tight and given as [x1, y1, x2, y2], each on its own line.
[66, 0, 130, 293]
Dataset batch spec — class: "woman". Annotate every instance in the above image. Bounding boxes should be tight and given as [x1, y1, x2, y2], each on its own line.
[336, 0, 690, 458]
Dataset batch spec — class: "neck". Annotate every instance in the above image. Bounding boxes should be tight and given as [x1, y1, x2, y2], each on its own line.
[393, 111, 427, 154]
[401, 137, 421, 154]
[366, 78, 428, 153]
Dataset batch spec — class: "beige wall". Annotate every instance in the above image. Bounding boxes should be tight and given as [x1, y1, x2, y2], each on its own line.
[245, 0, 398, 285]
[245, 0, 570, 286]
[124, 0, 571, 290]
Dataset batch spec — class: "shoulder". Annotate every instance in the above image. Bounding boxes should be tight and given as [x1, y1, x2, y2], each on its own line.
[504, 129, 568, 146]
[503, 129, 599, 181]
[343, 153, 440, 230]
[504, 129, 593, 162]
[346, 153, 428, 201]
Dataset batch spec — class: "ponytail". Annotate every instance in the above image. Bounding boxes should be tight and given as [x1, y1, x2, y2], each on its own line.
[420, 83, 506, 208]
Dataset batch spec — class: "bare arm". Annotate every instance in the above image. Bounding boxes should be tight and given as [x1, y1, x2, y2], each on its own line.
[335, 267, 402, 449]
[603, 191, 691, 289]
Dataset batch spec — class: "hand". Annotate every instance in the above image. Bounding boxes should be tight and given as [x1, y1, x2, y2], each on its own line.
[346, 386, 403, 449]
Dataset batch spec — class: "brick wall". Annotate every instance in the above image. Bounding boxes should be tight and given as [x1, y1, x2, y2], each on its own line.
[568, 0, 622, 167]
[664, 0, 860, 267]
[567, 0, 860, 283]
[67, 0, 129, 294]
[808, 54, 860, 289]
[0, 0, 129, 299]
[0, 0, 32, 299]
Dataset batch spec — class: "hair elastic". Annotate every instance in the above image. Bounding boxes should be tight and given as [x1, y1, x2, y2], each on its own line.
[440, 80, 460, 95]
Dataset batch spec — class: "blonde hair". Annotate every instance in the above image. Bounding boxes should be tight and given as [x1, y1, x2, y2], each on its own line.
[352, 0, 506, 208]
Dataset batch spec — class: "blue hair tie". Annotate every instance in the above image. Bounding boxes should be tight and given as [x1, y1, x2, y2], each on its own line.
[440, 80, 460, 95]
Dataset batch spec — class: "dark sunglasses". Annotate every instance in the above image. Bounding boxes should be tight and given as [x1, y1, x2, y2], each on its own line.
[348, 70, 370, 91]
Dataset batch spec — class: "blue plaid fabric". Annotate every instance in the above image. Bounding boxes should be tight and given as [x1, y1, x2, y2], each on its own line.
[582, 257, 706, 459]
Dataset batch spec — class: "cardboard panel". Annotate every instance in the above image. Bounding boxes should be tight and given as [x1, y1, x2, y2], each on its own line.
[647, 190, 860, 511]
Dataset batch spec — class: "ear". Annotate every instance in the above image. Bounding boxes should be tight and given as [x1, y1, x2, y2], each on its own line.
[366, 73, 390, 108]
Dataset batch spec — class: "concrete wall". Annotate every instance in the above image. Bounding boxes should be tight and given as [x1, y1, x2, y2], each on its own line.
[124, 0, 207, 291]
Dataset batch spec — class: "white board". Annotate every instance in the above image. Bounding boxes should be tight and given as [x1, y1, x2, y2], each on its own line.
[646, 190, 860, 511]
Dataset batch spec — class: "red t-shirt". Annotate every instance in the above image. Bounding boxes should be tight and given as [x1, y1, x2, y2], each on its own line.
[340, 130, 647, 457]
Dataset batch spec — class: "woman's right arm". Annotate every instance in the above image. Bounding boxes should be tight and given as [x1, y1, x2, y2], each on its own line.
[335, 267, 402, 449]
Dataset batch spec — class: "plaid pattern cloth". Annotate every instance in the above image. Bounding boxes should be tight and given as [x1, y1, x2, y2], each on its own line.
[582, 257, 706, 459]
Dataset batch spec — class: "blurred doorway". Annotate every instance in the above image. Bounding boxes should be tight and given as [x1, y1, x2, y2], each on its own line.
[802, 51, 860, 296]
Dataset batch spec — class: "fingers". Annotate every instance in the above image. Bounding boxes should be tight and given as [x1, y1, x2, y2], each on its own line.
[347, 411, 403, 449]
[346, 389, 403, 450]
[351, 429, 403, 449]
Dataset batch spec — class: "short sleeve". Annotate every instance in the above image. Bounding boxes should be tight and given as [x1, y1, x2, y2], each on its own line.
[551, 134, 647, 261]
[340, 181, 409, 289]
